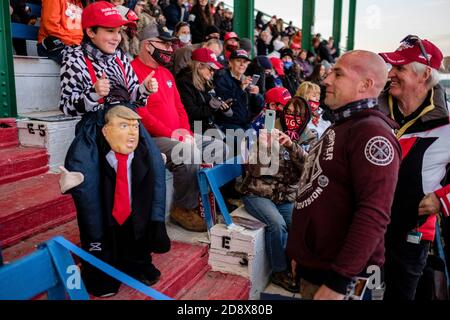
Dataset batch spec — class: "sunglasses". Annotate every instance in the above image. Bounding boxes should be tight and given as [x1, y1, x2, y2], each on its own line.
[400, 35, 430, 66]
[148, 40, 172, 50]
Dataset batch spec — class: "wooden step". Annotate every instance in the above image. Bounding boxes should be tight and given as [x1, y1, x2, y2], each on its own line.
[0, 146, 48, 185]
[0, 173, 76, 248]
[176, 270, 251, 300]
[0, 118, 19, 148]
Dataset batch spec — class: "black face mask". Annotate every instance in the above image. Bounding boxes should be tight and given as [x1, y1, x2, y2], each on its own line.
[148, 42, 173, 66]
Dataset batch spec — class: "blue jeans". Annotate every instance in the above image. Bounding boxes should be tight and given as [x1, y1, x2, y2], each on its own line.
[243, 195, 294, 272]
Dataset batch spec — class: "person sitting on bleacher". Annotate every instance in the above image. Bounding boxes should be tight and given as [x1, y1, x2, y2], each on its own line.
[37, 0, 84, 64]
[240, 95, 310, 293]
[213, 49, 264, 132]
[131, 23, 227, 232]
[176, 47, 232, 134]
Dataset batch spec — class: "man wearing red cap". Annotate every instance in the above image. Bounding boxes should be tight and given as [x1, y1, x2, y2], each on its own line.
[221, 31, 240, 66]
[379, 36, 450, 300]
[132, 24, 227, 232]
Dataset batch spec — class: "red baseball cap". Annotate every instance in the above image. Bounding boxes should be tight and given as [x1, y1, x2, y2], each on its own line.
[82, 1, 135, 29]
[290, 42, 301, 50]
[224, 32, 240, 42]
[269, 57, 285, 76]
[379, 35, 443, 71]
[265, 87, 292, 107]
[192, 48, 223, 70]
[117, 5, 139, 23]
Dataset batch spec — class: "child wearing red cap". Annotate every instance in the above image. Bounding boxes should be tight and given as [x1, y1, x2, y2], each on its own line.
[60, 1, 169, 297]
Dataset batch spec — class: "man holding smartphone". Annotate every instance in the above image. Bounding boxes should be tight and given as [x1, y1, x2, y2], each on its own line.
[214, 49, 264, 134]
[287, 51, 401, 300]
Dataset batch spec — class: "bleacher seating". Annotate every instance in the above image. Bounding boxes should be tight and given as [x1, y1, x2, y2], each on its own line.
[11, 3, 41, 41]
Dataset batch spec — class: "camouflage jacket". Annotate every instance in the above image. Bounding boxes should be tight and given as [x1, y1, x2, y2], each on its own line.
[239, 141, 305, 203]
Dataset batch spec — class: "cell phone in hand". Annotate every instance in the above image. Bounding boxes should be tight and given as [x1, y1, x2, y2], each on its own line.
[251, 74, 261, 86]
[264, 109, 276, 132]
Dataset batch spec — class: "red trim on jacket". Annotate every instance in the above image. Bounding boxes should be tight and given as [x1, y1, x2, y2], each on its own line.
[435, 184, 450, 218]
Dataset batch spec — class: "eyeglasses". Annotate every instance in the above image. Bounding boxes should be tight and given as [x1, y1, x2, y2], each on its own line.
[148, 40, 172, 50]
[400, 35, 430, 66]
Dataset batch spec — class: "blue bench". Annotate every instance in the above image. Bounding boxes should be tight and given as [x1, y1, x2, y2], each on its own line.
[0, 237, 89, 300]
[197, 157, 244, 230]
[11, 3, 41, 40]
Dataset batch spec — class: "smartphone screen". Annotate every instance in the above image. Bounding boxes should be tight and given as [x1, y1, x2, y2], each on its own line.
[251, 74, 261, 86]
[264, 109, 276, 131]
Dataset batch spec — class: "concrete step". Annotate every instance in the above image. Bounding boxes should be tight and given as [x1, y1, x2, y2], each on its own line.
[14, 56, 60, 115]
[0, 173, 76, 248]
[0, 146, 49, 185]
[0, 118, 19, 148]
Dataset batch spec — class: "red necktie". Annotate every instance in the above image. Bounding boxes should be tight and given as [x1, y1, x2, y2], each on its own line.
[112, 152, 131, 225]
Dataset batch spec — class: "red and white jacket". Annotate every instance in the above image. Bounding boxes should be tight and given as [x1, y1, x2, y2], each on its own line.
[379, 84, 450, 242]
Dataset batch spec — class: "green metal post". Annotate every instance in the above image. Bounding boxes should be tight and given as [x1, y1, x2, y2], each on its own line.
[347, 0, 357, 51]
[0, 1, 17, 118]
[332, 0, 343, 56]
[233, 0, 254, 54]
[302, 0, 315, 52]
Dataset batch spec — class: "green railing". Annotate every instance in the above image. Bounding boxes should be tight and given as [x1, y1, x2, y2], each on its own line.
[0, 0, 17, 118]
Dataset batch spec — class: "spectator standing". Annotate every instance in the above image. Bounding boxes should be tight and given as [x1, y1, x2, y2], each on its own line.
[189, 0, 213, 44]
[378, 36, 450, 300]
[287, 51, 401, 300]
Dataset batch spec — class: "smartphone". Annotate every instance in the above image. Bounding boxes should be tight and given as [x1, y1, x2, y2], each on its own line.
[251, 74, 261, 86]
[345, 277, 369, 300]
[264, 109, 276, 131]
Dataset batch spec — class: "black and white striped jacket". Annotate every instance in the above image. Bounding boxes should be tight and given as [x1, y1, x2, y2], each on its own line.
[60, 42, 150, 116]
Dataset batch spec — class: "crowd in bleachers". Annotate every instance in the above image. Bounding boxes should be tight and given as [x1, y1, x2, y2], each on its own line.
[9, 1, 449, 302]
[7, 0, 338, 297]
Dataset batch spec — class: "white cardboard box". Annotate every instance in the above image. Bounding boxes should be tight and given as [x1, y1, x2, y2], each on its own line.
[17, 117, 80, 172]
[208, 207, 271, 300]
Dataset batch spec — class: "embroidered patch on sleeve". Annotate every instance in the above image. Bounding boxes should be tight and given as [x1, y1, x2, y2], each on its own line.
[364, 136, 394, 166]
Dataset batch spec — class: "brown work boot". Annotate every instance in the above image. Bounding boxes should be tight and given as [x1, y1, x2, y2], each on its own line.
[170, 206, 207, 232]
[270, 270, 300, 293]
